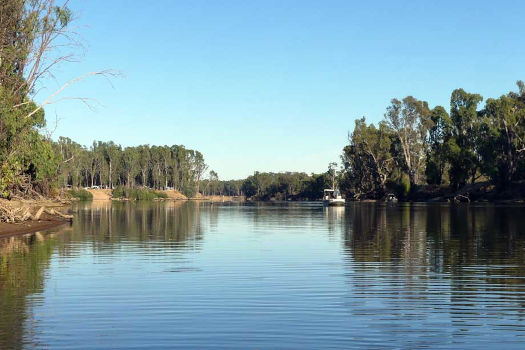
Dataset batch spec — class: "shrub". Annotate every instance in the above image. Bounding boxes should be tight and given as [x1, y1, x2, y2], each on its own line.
[112, 186, 167, 200]
[68, 188, 93, 201]
[181, 185, 196, 198]
[112, 186, 126, 199]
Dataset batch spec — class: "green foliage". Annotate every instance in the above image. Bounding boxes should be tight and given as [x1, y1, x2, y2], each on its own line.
[112, 186, 167, 200]
[0, 0, 74, 199]
[68, 188, 93, 201]
[240, 171, 327, 200]
[448, 89, 484, 189]
[384, 96, 432, 186]
[425, 106, 452, 185]
[478, 81, 525, 187]
[339, 81, 525, 199]
[55, 140, 207, 194]
[181, 185, 196, 198]
[0, 86, 60, 198]
[342, 117, 395, 198]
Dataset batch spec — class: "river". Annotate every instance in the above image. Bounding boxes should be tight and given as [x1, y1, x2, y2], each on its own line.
[1, 201, 525, 349]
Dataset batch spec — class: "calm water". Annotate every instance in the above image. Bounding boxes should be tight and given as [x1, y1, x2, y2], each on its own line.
[1, 202, 525, 349]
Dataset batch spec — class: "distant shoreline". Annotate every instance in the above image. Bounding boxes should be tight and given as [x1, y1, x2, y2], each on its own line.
[80, 188, 245, 203]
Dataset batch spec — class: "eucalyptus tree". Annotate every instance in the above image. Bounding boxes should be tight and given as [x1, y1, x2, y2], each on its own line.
[89, 141, 106, 187]
[0, 0, 110, 197]
[340, 143, 376, 198]
[448, 89, 484, 188]
[137, 145, 151, 186]
[425, 106, 452, 185]
[384, 96, 432, 188]
[480, 81, 525, 187]
[55, 136, 84, 187]
[101, 141, 121, 189]
[122, 147, 140, 187]
[187, 151, 207, 194]
[350, 117, 395, 191]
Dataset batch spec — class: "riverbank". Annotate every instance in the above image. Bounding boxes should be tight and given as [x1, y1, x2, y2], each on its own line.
[0, 217, 70, 238]
[403, 181, 525, 203]
[337, 181, 525, 203]
[86, 188, 244, 202]
[0, 199, 72, 238]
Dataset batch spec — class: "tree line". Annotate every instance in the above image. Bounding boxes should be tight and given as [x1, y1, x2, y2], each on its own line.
[199, 171, 332, 200]
[340, 82, 525, 199]
[55, 138, 207, 197]
[0, 1, 208, 199]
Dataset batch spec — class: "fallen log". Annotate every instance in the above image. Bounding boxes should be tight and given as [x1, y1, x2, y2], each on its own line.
[1, 202, 73, 223]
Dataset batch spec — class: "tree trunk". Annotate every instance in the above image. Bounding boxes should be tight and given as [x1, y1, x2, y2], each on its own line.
[409, 169, 416, 188]
[109, 160, 112, 189]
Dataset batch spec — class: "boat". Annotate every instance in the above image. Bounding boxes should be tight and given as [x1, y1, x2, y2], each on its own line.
[385, 193, 398, 202]
[323, 189, 346, 206]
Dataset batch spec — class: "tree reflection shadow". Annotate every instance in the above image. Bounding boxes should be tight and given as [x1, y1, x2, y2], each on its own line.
[341, 203, 525, 335]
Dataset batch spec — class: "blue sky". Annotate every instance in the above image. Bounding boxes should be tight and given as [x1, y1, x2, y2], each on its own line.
[41, 0, 525, 180]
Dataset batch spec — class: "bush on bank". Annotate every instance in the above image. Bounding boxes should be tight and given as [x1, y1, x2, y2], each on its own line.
[112, 187, 168, 200]
[68, 189, 93, 201]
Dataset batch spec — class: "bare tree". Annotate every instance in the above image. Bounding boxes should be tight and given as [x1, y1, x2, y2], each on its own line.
[1, 0, 116, 118]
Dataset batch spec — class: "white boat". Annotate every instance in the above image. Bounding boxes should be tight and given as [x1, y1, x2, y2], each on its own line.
[323, 189, 345, 206]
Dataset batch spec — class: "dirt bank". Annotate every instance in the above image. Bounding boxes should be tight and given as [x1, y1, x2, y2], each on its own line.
[0, 215, 70, 238]
[0, 199, 72, 238]
[82, 188, 244, 202]
[87, 189, 112, 200]
[162, 190, 188, 200]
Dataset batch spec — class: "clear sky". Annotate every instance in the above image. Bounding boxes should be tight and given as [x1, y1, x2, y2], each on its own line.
[41, 0, 525, 180]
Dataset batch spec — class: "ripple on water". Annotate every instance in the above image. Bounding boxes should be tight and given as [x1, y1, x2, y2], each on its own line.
[1, 202, 525, 349]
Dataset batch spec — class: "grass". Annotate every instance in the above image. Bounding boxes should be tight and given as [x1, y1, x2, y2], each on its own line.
[68, 188, 93, 201]
[112, 186, 168, 200]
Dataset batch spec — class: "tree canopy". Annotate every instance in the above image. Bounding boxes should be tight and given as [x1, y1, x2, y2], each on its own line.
[340, 81, 525, 199]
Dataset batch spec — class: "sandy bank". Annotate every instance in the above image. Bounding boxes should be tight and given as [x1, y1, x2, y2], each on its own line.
[86, 189, 112, 200]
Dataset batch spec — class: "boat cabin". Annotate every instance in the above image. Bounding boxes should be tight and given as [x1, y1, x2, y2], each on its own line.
[323, 189, 345, 206]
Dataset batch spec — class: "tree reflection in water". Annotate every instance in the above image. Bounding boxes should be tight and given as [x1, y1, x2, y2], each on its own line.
[341, 203, 525, 340]
[0, 201, 206, 349]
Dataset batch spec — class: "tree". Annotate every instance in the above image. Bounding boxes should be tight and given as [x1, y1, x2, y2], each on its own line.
[350, 118, 394, 192]
[137, 145, 151, 186]
[480, 81, 525, 187]
[188, 151, 207, 195]
[448, 89, 483, 189]
[98, 141, 121, 189]
[122, 147, 140, 187]
[0, 0, 112, 198]
[208, 170, 219, 195]
[384, 96, 432, 188]
[425, 106, 452, 185]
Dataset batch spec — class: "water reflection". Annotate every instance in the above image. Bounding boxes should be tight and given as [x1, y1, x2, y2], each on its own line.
[0, 201, 207, 349]
[0, 232, 58, 349]
[0, 202, 524, 349]
[342, 203, 525, 347]
[71, 200, 204, 245]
